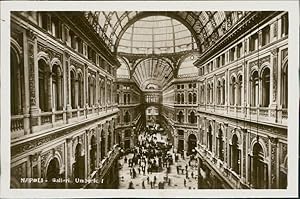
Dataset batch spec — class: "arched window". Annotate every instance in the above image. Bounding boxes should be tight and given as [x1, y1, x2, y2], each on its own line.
[100, 130, 105, 159]
[70, 70, 76, 109]
[207, 125, 213, 152]
[251, 143, 268, 188]
[107, 129, 111, 151]
[38, 59, 50, 112]
[124, 111, 130, 123]
[261, 67, 270, 107]
[188, 93, 193, 104]
[177, 93, 181, 104]
[282, 63, 288, 108]
[181, 93, 184, 104]
[90, 135, 97, 172]
[124, 93, 127, 104]
[189, 111, 196, 124]
[211, 83, 214, 104]
[116, 94, 119, 104]
[78, 73, 84, 108]
[101, 82, 105, 105]
[222, 79, 226, 105]
[11, 49, 24, 115]
[207, 84, 210, 104]
[46, 157, 60, 188]
[193, 93, 197, 104]
[217, 81, 221, 105]
[231, 134, 240, 174]
[178, 111, 184, 123]
[230, 76, 236, 105]
[217, 129, 224, 161]
[127, 94, 130, 104]
[251, 71, 259, 106]
[237, 75, 243, 106]
[52, 64, 63, 111]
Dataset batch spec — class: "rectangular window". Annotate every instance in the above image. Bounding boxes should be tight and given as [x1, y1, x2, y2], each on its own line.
[216, 57, 220, 68]
[237, 43, 242, 58]
[262, 26, 270, 46]
[281, 13, 289, 37]
[249, 33, 258, 52]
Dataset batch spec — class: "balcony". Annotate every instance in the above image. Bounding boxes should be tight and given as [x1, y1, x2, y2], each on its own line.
[11, 103, 119, 140]
[198, 103, 287, 126]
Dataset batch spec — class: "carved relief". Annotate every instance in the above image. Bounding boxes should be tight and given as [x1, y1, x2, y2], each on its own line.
[249, 55, 270, 70]
[271, 49, 278, 102]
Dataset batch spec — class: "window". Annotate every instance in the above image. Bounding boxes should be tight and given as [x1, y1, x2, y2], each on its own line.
[249, 33, 258, 52]
[181, 85, 184, 89]
[51, 16, 61, 39]
[116, 94, 119, 104]
[217, 81, 221, 105]
[188, 93, 193, 104]
[70, 70, 76, 109]
[230, 76, 236, 105]
[181, 93, 184, 104]
[231, 134, 240, 174]
[78, 73, 84, 108]
[216, 57, 220, 68]
[251, 71, 259, 106]
[11, 49, 24, 115]
[124, 111, 130, 123]
[262, 26, 270, 46]
[237, 43, 242, 58]
[217, 129, 224, 161]
[229, 47, 235, 62]
[178, 111, 184, 123]
[124, 94, 127, 104]
[177, 93, 181, 104]
[221, 54, 225, 66]
[193, 93, 197, 104]
[281, 63, 288, 108]
[88, 76, 96, 106]
[207, 125, 213, 152]
[281, 13, 288, 37]
[261, 68, 270, 107]
[189, 111, 196, 124]
[250, 143, 268, 188]
[41, 13, 50, 31]
[189, 84, 192, 89]
[177, 85, 180, 89]
[237, 75, 243, 106]
[77, 38, 83, 54]
[38, 59, 50, 112]
[222, 79, 226, 105]
[69, 30, 76, 49]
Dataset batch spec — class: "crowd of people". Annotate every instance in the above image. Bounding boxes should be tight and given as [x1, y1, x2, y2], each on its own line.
[118, 124, 199, 189]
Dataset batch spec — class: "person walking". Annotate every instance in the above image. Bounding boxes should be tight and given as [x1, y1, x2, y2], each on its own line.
[184, 179, 186, 187]
[191, 171, 194, 178]
[142, 180, 145, 189]
[147, 176, 150, 184]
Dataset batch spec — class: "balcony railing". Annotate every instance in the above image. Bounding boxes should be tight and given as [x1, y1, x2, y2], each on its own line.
[11, 103, 119, 138]
[198, 104, 287, 125]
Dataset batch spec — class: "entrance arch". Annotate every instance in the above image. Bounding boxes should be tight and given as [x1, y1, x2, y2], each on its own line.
[90, 135, 97, 172]
[46, 157, 60, 188]
[251, 142, 268, 189]
[73, 143, 85, 179]
[188, 134, 197, 155]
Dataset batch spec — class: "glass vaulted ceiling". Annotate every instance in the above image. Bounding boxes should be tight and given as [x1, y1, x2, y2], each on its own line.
[118, 16, 196, 54]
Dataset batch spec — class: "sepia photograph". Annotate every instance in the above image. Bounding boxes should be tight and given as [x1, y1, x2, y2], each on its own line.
[1, 1, 299, 198]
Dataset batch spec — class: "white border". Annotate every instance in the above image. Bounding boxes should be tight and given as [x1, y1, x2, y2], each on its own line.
[1, 1, 299, 198]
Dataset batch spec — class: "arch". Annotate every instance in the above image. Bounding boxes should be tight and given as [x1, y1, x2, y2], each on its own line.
[11, 39, 22, 64]
[231, 134, 240, 174]
[50, 58, 62, 71]
[187, 133, 197, 155]
[52, 64, 63, 110]
[251, 142, 268, 188]
[74, 143, 85, 179]
[281, 60, 288, 108]
[177, 110, 184, 123]
[37, 51, 50, 65]
[251, 70, 259, 106]
[90, 135, 97, 172]
[38, 58, 51, 112]
[193, 92, 197, 104]
[250, 138, 268, 159]
[11, 46, 24, 115]
[177, 54, 198, 77]
[261, 67, 270, 107]
[124, 111, 131, 123]
[46, 157, 60, 188]
[44, 150, 63, 179]
[181, 93, 185, 104]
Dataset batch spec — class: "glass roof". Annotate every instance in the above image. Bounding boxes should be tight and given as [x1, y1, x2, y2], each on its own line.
[118, 16, 196, 54]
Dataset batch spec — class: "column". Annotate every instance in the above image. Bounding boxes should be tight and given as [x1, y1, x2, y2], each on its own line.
[277, 17, 282, 40]
[64, 51, 71, 123]
[95, 72, 99, 107]
[268, 136, 279, 188]
[26, 29, 40, 128]
[104, 76, 107, 107]
[96, 125, 101, 168]
[65, 138, 73, 186]
[83, 64, 88, 110]
[84, 130, 89, 178]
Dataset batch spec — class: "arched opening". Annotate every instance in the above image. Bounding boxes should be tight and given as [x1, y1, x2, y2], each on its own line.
[52, 64, 63, 111]
[11, 49, 24, 115]
[251, 71, 259, 106]
[217, 128, 224, 161]
[217, 80, 221, 105]
[231, 134, 240, 174]
[178, 111, 184, 123]
[188, 93, 193, 104]
[193, 92, 197, 104]
[38, 59, 50, 112]
[188, 134, 197, 155]
[70, 70, 76, 109]
[281, 63, 288, 108]
[237, 75, 243, 106]
[74, 143, 85, 179]
[124, 111, 130, 123]
[230, 76, 236, 105]
[189, 111, 196, 124]
[251, 142, 268, 189]
[46, 157, 60, 188]
[207, 84, 210, 104]
[124, 130, 131, 149]
[116, 94, 119, 104]
[100, 130, 106, 159]
[90, 135, 97, 172]
[127, 94, 130, 104]
[88, 76, 96, 106]
[177, 93, 181, 104]
[222, 79, 226, 105]
[107, 128, 111, 151]
[207, 125, 213, 152]
[124, 93, 127, 104]
[177, 130, 184, 154]
[181, 93, 184, 104]
[78, 73, 84, 108]
[261, 67, 270, 107]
